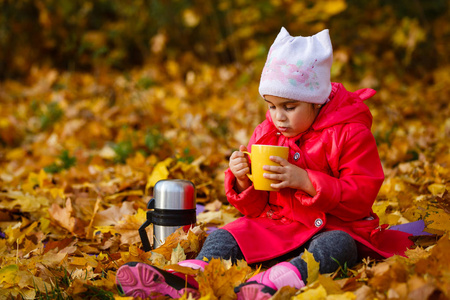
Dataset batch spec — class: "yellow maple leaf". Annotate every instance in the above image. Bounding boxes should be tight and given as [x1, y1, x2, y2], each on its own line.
[316, 274, 343, 295]
[293, 284, 327, 300]
[424, 209, 450, 235]
[0, 264, 19, 285]
[327, 292, 356, 300]
[21, 169, 48, 195]
[4, 220, 39, 245]
[405, 247, 432, 265]
[0, 191, 49, 213]
[427, 183, 447, 196]
[197, 258, 251, 300]
[146, 157, 173, 189]
[49, 187, 65, 199]
[302, 249, 320, 284]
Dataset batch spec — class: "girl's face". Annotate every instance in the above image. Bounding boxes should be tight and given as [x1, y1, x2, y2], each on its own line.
[265, 95, 321, 137]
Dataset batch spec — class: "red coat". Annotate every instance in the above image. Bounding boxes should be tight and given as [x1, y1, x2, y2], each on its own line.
[223, 83, 413, 264]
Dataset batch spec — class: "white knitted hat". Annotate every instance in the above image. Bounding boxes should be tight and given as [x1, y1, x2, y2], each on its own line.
[259, 27, 333, 104]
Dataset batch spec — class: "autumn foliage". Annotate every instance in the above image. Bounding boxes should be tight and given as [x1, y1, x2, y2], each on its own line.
[0, 0, 450, 299]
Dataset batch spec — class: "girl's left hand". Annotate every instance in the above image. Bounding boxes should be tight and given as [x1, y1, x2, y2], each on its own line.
[263, 156, 317, 196]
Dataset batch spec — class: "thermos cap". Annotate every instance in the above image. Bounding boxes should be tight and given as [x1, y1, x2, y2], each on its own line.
[153, 179, 196, 210]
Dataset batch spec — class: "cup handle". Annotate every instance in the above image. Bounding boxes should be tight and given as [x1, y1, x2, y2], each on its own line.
[241, 151, 253, 182]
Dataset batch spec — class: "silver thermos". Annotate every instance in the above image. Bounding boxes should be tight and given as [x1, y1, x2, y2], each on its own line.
[139, 179, 196, 250]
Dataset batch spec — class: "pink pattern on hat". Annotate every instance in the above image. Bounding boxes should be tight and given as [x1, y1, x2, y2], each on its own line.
[262, 56, 320, 91]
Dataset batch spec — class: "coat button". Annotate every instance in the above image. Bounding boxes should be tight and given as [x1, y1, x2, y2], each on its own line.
[294, 152, 300, 161]
[314, 218, 323, 227]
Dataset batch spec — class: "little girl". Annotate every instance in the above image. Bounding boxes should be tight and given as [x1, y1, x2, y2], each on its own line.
[116, 27, 413, 299]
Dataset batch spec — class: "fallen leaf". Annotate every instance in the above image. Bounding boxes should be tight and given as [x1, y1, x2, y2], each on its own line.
[327, 292, 356, 300]
[316, 274, 344, 295]
[197, 211, 223, 224]
[115, 208, 148, 245]
[48, 198, 87, 236]
[302, 249, 320, 284]
[197, 258, 251, 300]
[0, 264, 19, 285]
[204, 200, 222, 211]
[171, 243, 187, 265]
[427, 183, 447, 196]
[146, 158, 173, 189]
[424, 208, 450, 234]
[293, 284, 327, 300]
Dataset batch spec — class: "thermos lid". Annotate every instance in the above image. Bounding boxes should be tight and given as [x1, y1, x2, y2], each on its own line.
[153, 179, 196, 210]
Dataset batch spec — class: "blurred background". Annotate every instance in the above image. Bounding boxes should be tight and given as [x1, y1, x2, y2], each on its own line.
[1, 0, 448, 82]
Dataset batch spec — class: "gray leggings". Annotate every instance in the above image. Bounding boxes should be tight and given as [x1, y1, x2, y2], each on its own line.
[196, 229, 358, 280]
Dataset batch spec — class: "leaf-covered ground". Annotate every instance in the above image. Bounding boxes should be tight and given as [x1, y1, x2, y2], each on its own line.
[1, 1, 450, 299]
[0, 60, 449, 299]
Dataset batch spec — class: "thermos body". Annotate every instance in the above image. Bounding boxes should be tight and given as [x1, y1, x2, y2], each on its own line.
[139, 179, 197, 251]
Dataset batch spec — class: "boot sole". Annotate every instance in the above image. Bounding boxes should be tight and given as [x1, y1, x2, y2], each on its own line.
[116, 262, 199, 298]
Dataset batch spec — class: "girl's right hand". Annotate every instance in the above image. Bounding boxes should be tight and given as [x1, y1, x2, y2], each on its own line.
[229, 145, 251, 192]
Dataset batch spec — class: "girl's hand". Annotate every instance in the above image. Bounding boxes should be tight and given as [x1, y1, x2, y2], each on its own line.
[229, 145, 251, 192]
[263, 156, 317, 196]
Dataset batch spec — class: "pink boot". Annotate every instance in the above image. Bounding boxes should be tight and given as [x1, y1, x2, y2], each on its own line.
[116, 260, 207, 299]
[171, 259, 209, 288]
[235, 262, 305, 299]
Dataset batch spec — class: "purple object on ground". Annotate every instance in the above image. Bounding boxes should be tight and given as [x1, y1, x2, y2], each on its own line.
[195, 204, 219, 233]
[196, 204, 205, 215]
[389, 220, 432, 236]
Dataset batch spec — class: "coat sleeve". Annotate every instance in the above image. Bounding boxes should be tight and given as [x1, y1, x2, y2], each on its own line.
[224, 122, 271, 217]
[224, 169, 269, 217]
[296, 125, 385, 221]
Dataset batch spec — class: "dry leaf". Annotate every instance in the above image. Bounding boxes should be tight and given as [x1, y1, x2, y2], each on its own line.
[197, 211, 223, 224]
[115, 208, 148, 245]
[197, 258, 251, 300]
[293, 284, 327, 300]
[302, 249, 320, 285]
[48, 198, 87, 236]
[171, 243, 187, 264]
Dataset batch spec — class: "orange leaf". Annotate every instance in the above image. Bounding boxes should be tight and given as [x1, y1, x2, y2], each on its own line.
[48, 198, 87, 236]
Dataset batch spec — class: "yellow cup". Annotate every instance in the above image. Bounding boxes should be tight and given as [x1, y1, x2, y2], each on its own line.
[243, 145, 289, 191]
